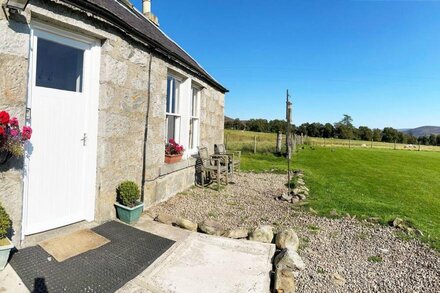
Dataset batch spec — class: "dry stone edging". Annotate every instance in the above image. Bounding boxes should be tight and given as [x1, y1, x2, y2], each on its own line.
[277, 170, 309, 204]
[155, 213, 176, 225]
[153, 211, 305, 293]
[275, 229, 299, 251]
[249, 225, 274, 243]
[176, 217, 198, 232]
[223, 228, 249, 239]
[198, 219, 225, 236]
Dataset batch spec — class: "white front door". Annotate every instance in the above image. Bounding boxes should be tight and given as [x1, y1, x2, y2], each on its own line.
[24, 26, 99, 235]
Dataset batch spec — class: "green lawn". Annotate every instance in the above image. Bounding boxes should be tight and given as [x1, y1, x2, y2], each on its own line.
[240, 147, 440, 250]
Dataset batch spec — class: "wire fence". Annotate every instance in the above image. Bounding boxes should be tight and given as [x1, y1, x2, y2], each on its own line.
[224, 130, 440, 153]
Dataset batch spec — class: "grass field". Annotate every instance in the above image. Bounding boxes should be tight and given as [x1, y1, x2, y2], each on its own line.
[226, 130, 440, 250]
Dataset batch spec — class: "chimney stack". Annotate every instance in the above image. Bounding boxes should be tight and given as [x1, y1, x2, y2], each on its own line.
[142, 0, 159, 26]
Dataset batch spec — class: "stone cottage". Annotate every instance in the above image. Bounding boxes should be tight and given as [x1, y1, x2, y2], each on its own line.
[0, 0, 227, 246]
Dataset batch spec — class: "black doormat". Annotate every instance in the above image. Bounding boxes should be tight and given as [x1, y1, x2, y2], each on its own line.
[9, 221, 175, 293]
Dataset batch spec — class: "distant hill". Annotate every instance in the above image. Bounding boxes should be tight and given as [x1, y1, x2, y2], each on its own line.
[401, 126, 440, 137]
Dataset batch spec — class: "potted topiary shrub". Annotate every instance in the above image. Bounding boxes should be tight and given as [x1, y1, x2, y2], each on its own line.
[0, 203, 13, 271]
[114, 181, 144, 224]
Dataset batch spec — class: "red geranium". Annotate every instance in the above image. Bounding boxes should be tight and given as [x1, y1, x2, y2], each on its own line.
[22, 126, 32, 141]
[165, 138, 184, 155]
[0, 110, 33, 160]
[0, 111, 10, 125]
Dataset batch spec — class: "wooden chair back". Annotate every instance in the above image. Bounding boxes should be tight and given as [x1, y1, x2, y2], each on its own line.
[198, 147, 210, 162]
[214, 144, 226, 155]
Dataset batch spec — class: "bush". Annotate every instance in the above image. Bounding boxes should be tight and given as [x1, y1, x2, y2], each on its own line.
[116, 181, 140, 208]
[0, 203, 11, 239]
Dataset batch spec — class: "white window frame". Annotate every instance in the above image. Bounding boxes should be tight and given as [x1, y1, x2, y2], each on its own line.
[189, 85, 201, 152]
[165, 74, 182, 143]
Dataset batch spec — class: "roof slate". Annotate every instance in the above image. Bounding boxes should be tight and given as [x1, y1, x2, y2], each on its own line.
[59, 0, 227, 93]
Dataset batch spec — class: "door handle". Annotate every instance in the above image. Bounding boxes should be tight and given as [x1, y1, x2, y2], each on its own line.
[81, 133, 87, 146]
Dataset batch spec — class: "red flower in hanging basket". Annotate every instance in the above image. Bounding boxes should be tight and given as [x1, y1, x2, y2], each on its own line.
[0, 111, 10, 125]
[0, 110, 33, 163]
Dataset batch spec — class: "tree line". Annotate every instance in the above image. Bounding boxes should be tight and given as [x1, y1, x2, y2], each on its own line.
[225, 115, 440, 146]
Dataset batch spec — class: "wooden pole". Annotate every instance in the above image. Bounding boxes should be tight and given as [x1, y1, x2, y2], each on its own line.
[276, 131, 282, 153]
[286, 90, 292, 195]
[371, 139, 373, 149]
[254, 136, 257, 154]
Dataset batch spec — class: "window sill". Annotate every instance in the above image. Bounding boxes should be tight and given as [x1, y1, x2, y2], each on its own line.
[160, 157, 197, 176]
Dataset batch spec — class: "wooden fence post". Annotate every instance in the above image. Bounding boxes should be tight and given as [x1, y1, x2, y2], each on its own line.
[371, 139, 373, 149]
[276, 131, 282, 153]
[254, 136, 257, 154]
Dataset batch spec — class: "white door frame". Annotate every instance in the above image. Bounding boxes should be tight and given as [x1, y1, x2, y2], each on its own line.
[21, 21, 101, 239]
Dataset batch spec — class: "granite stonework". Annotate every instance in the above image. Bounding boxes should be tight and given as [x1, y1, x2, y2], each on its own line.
[0, 0, 225, 246]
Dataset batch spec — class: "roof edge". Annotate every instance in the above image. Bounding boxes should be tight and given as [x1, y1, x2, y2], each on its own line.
[58, 0, 228, 93]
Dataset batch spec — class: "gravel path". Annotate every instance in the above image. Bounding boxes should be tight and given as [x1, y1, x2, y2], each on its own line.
[147, 173, 440, 292]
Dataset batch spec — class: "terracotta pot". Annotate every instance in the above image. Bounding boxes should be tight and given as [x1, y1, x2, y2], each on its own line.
[164, 154, 183, 164]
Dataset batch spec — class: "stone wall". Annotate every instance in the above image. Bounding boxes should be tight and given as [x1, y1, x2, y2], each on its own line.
[0, 3, 31, 244]
[0, 0, 225, 246]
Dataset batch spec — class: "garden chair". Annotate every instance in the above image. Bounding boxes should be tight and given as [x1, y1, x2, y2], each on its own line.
[214, 143, 241, 174]
[198, 147, 229, 191]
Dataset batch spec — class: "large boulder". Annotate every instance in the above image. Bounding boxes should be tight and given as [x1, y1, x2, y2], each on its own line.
[249, 225, 274, 243]
[223, 228, 249, 239]
[199, 220, 225, 236]
[276, 229, 299, 251]
[176, 218, 198, 231]
[274, 249, 305, 272]
[274, 269, 296, 293]
[155, 213, 176, 225]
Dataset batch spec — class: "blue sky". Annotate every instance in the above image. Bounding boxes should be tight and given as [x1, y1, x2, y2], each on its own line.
[132, 0, 440, 129]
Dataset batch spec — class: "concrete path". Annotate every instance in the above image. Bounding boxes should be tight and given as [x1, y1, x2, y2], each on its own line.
[0, 215, 275, 293]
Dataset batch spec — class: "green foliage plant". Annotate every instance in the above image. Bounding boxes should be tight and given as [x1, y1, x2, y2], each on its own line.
[116, 181, 140, 208]
[0, 203, 11, 242]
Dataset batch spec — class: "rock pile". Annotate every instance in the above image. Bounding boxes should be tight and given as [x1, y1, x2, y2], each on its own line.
[274, 229, 305, 293]
[276, 170, 309, 204]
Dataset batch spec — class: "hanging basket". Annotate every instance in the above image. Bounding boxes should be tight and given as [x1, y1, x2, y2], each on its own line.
[0, 151, 12, 165]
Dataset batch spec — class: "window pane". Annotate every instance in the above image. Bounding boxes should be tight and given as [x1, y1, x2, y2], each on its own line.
[36, 38, 84, 92]
[166, 76, 180, 114]
[191, 88, 199, 117]
[173, 79, 180, 114]
[166, 77, 172, 113]
[166, 115, 175, 141]
[190, 118, 199, 149]
[189, 119, 194, 149]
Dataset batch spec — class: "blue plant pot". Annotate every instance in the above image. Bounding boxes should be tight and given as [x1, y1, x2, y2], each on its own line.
[115, 201, 144, 224]
[0, 238, 13, 271]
